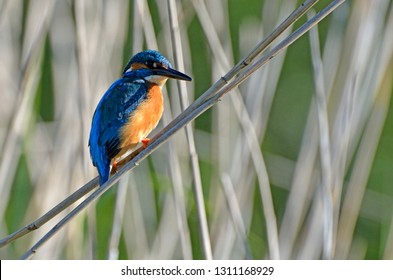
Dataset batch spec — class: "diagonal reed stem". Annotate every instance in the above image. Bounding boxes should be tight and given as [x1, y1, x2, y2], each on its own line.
[0, 178, 98, 248]
[0, 0, 345, 258]
[2, 0, 321, 250]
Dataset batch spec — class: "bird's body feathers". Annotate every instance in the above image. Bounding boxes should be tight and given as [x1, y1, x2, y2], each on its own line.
[88, 50, 191, 185]
[89, 74, 151, 184]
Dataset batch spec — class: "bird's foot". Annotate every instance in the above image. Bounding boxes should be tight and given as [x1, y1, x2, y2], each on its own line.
[111, 160, 118, 175]
[141, 138, 150, 148]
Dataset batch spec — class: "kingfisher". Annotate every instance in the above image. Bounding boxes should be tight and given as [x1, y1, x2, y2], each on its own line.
[89, 50, 192, 185]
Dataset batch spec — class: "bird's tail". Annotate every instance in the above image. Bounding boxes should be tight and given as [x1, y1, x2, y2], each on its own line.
[96, 155, 110, 185]
[89, 131, 111, 186]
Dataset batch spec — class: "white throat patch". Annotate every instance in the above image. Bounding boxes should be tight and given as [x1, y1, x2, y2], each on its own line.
[144, 75, 168, 88]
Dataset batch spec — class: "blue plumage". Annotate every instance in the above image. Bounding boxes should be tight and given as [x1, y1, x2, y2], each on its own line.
[89, 50, 191, 185]
[123, 50, 173, 73]
[89, 72, 150, 185]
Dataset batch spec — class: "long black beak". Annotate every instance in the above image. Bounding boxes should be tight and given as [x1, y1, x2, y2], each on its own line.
[154, 67, 192, 81]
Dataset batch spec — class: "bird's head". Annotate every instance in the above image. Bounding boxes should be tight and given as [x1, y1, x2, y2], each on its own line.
[123, 50, 192, 87]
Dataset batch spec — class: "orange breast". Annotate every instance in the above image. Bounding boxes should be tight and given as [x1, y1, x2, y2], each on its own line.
[118, 84, 164, 157]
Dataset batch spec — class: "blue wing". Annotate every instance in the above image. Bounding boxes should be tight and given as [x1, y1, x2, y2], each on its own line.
[89, 77, 148, 185]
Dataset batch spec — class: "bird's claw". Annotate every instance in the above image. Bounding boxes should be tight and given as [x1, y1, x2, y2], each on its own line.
[141, 138, 150, 148]
[111, 160, 118, 175]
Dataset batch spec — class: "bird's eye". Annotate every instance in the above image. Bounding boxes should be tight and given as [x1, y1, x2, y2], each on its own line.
[145, 61, 163, 69]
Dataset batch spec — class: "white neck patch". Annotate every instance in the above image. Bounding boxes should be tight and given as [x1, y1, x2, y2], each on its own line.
[144, 75, 168, 88]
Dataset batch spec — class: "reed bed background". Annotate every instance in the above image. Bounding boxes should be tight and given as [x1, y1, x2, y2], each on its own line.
[1, 0, 393, 260]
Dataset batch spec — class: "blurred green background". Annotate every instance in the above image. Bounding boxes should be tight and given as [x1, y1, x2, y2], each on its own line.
[1, 0, 393, 260]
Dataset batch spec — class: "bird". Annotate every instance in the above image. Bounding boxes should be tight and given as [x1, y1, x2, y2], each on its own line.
[88, 50, 192, 185]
